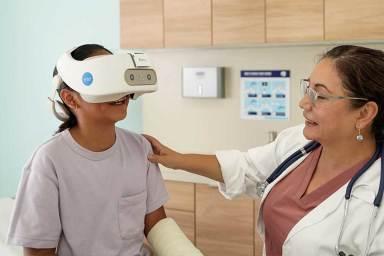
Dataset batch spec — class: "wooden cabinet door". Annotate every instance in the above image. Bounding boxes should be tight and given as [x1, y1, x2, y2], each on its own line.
[164, 181, 196, 243]
[164, 0, 211, 47]
[254, 198, 263, 256]
[266, 0, 323, 42]
[212, 0, 264, 45]
[120, 0, 164, 48]
[196, 184, 254, 256]
[325, 0, 384, 40]
[164, 180, 195, 212]
[166, 209, 195, 243]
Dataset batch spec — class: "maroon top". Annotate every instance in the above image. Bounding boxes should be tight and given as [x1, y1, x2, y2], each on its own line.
[262, 146, 368, 256]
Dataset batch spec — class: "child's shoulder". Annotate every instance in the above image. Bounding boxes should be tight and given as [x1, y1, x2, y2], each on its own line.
[34, 132, 65, 154]
[24, 132, 65, 169]
[116, 127, 150, 149]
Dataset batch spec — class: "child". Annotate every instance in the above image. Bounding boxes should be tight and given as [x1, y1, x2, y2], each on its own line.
[7, 44, 170, 256]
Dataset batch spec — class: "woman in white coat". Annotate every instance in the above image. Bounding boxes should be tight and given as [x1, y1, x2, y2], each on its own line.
[144, 45, 384, 256]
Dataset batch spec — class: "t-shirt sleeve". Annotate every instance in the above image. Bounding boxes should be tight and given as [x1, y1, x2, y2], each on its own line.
[142, 138, 169, 214]
[7, 147, 61, 248]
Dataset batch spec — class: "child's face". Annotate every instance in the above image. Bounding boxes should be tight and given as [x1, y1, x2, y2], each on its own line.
[75, 94, 130, 125]
[75, 50, 131, 126]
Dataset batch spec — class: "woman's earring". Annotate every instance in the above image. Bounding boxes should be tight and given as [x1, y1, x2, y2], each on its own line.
[356, 128, 364, 142]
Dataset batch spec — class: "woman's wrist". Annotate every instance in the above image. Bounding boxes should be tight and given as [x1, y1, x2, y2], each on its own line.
[173, 152, 187, 170]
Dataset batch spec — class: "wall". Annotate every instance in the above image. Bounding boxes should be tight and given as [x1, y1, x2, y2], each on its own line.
[143, 43, 384, 183]
[0, 0, 142, 197]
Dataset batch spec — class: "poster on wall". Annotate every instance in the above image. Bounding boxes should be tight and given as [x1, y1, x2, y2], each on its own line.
[240, 70, 290, 120]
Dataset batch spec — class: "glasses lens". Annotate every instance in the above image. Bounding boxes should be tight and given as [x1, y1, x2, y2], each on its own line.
[307, 87, 316, 102]
[300, 80, 316, 103]
[300, 80, 309, 96]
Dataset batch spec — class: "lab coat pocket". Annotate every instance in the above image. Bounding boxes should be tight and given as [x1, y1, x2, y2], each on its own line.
[337, 186, 375, 256]
[118, 190, 147, 240]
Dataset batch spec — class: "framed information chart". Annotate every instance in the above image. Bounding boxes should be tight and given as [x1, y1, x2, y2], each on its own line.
[240, 70, 290, 120]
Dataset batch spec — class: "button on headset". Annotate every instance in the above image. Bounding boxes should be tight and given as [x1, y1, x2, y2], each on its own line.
[130, 74, 134, 80]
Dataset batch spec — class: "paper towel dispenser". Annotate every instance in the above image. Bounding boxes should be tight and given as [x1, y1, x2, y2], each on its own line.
[182, 67, 224, 98]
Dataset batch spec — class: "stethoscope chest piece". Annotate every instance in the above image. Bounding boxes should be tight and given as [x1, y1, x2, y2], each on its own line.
[256, 181, 268, 197]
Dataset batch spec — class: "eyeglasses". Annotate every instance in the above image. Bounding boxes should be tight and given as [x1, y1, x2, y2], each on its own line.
[300, 79, 369, 104]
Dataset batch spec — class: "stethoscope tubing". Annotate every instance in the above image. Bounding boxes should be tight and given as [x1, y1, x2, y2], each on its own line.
[345, 143, 382, 206]
[266, 141, 320, 184]
[266, 141, 383, 206]
[376, 144, 384, 206]
[259, 140, 383, 256]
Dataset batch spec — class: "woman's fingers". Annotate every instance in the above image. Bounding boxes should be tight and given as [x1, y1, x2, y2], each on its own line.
[142, 134, 157, 145]
[142, 134, 179, 168]
[147, 153, 160, 164]
[142, 134, 163, 154]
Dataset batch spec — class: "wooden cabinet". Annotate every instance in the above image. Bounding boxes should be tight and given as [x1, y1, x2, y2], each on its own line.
[120, 0, 164, 48]
[164, 181, 195, 243]
[254, 198, 263, 256]
[325, 0, 384, 41]
[164, 0, 211, 47]
[266, 0, 323, 43]
[166, 209, 195, 242]
[121, 0, 384, 48]
[120, 0, 384, 48]
[164, 181, 264, 255]
[212, 0, 265, 45]
[195, 184, 254, 256]
[164, 180, 195, 211]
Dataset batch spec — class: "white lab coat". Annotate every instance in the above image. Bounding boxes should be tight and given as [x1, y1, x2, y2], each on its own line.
[216, 124, 384, 256]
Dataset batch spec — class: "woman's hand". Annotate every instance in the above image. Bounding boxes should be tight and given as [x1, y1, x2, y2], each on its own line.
[142, 134, 183, 170]
[143, 134, 224, 182]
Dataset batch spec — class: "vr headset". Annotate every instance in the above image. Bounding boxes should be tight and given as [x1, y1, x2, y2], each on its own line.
[49, 48, 157, 121]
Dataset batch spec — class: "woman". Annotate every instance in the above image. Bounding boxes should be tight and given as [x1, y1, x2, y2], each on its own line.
[144, 45, 384, 256]
[7, 44, 170, 256]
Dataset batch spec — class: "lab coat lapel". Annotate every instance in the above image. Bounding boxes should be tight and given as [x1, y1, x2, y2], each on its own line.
[257, 155, 307, 238]
[286, 158, 381, 241]
[261, 155, 307, 202]
[284, 183, 345, 242]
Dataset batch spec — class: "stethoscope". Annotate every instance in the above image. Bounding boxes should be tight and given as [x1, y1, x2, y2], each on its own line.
[256, 141, 384, 256]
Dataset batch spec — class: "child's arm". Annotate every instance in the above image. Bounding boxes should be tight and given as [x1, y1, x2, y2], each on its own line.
[144, 206, 167, 236]
[24, 248, 56, 256]
[145, 206, 203, 255]
[146, 217, 203, 256]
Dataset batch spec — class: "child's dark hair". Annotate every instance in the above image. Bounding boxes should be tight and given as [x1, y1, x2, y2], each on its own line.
[53, 44, 112, 134]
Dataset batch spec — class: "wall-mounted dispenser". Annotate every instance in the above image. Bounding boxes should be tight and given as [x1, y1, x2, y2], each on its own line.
[182, 67, 224, 98]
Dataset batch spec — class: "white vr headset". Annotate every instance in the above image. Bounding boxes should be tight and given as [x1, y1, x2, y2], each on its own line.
[49, 48, 158, 121]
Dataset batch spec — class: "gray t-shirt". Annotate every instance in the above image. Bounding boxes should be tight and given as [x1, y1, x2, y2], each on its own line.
[7, 128, 168, 256]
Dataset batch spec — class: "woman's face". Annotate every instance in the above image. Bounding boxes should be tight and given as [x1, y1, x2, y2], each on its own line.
[299, 58, 361, 145]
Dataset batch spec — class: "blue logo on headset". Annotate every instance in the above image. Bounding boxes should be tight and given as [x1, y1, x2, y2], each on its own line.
[82, 72, 93, 86]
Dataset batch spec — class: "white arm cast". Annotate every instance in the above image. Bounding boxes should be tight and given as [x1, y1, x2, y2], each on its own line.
[147, 218, 204, 256]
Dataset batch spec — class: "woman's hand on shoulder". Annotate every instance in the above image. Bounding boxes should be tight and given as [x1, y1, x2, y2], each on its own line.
[142, 134, 183, 170]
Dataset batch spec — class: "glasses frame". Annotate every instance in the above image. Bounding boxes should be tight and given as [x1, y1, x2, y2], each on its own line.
[300, 79, 369, 104]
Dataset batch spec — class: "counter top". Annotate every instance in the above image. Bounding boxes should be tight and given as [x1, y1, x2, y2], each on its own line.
[160, 166, 218, 187]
